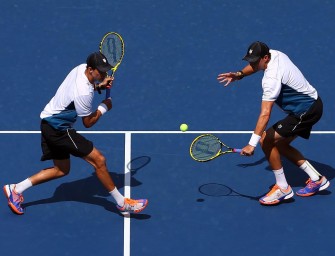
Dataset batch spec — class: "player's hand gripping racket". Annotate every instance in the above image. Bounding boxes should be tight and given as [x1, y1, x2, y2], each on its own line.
[190, 134, 242, 162]
[99, 32, 125, 99]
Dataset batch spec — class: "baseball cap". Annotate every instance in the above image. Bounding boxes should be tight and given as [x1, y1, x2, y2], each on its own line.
[242, 41, 270, 62]
[86, 52, 113, 72]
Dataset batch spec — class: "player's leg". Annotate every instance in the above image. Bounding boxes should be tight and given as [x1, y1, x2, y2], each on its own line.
[275, 134, 322, 178]
[260, 128, 284, 170]
[83, 147, 116, 192]
[83, 147, 148, 214]
[56, 128, 140, 212]
[29, 159, 71, 185]
[258, 128, 293, 205]
[3, 159, 70, 215]
[3, 121, 72, 215]
[274, 97, 329, 196]
[277, 137, 329, 196]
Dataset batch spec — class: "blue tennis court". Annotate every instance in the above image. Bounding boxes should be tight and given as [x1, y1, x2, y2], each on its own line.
[1, 1, 335, 256]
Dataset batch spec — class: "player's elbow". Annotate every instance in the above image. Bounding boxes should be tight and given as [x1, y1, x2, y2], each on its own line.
[83, 122, 93, 128]
[82, 117, 95, 128]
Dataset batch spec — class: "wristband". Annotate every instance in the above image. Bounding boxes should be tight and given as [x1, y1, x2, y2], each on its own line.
[97, 103, 108, 115]
[236, 70, 245, 80]
[248, 133, 261, 147]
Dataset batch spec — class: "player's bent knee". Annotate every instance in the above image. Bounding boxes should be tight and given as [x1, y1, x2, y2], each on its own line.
[260, 136, 276, 150]
[54, 166, 70, 177]
[84, 148, 107, 169]
[53, 159, 70, 176]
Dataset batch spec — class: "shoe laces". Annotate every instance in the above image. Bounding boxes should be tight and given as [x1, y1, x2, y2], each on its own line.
[124, 198, 138, 206]
[305, 178, 318, 189]
[17, 194, 24, 203]
[266, 184, 280, 196]
[12, 188, 24, 203]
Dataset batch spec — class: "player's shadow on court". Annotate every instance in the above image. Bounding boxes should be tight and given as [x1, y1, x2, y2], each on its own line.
[238, 157, 334, 194]
[22, 156, 152, 219]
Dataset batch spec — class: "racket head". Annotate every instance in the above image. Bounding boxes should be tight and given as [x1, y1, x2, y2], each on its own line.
[190, 134, 222, 162]
[99, 32, 125, 74]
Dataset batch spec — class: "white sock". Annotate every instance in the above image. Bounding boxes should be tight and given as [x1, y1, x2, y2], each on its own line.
[273, 168, 289, 189]
[14, 178, 33, 194]
[299, 161, 321, 181]
[109, 187, 125, 206]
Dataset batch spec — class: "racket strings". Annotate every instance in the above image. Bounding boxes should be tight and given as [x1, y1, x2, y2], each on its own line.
[191, 136, 221, 161]
[101, 34, 124, 66]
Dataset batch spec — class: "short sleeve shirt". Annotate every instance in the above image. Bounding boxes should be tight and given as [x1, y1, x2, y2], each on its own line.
[40, 64, 95, 130]
[262, 50, 318, 115]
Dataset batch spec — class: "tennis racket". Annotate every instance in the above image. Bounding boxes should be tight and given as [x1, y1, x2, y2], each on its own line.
[190, 134, 242, 162]
[99, 32, 125, 99]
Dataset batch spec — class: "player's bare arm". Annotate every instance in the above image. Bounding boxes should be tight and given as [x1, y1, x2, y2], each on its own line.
[242, 100, 274, 156]
[82, 98, 112, 128]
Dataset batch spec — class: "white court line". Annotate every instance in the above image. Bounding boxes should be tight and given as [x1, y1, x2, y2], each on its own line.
[0, 130, 251, 134]
[1, 130, 335, 134]
[123, 132, 131, 256]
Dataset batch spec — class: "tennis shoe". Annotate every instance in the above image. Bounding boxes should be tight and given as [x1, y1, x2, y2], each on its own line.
[3, 184, 24, 215]
[117, 198, 148, 214]
[259, 184, 293, 205]
[296, 176, 329, 197]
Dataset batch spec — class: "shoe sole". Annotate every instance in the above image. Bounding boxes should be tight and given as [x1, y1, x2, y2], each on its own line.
[3, 185, 24, 215]
[259, 190, 294, 205]
[296, 180, 330, 197]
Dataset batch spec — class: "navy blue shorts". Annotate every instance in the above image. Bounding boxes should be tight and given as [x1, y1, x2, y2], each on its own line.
[272, 97, 323, 139]
[40, 120, 93, 161]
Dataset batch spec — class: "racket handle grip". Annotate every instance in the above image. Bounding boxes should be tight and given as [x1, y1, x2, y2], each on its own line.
[105, 88, 111, 99]
[234, 149, 242, 153]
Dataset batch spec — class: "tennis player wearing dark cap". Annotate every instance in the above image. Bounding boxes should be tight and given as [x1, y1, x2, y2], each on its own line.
[217, 41, 329, 205]
[3, 52, 148, 215]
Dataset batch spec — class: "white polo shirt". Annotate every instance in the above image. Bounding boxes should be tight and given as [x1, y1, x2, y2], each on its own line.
[40, 64, 95, 130]
[262, 50, 318, 115]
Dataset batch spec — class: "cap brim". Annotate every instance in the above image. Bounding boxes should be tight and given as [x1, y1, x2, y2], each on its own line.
[97, 64, 113, 72]
[242, 55, 260, 63]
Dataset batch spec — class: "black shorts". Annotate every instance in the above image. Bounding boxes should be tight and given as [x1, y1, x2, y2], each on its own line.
[272, 97, 323, 139]
[40, 120, 94, 161]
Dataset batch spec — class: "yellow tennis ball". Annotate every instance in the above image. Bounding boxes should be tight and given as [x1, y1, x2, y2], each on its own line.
[180, 123, 188, 132]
